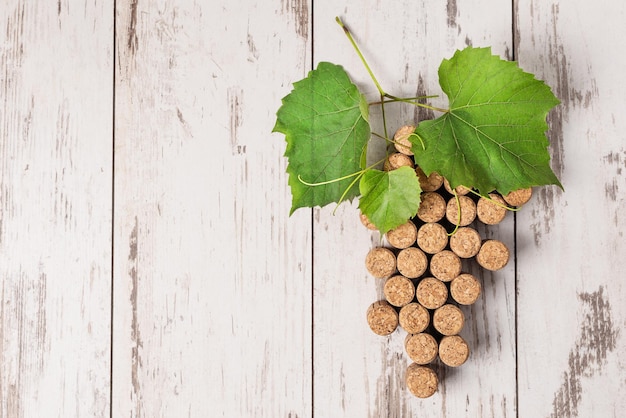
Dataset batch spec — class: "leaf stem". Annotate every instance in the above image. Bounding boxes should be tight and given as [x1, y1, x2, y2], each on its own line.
[298, 157, 387, 188]
[336, 16, 447, 141]
[336, 16, 385, 97]
[298, 171, 361, 187]
[332, 171, 366, 215]
[447, 192, 461, 236]
[466, 189, 521, 212]
[371, 132, 387, 141]
[380, 94, 389, 139]
[409, 132, 426, 151]
[370, 95, 440, 106]
[384, 93, 448, 113]
[331, 156, 388, 214]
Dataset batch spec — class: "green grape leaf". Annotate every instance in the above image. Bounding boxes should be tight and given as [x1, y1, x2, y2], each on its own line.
[358, 167, 422, 234]
[412, 46, 562, 195]
[273, 62, 371, 214]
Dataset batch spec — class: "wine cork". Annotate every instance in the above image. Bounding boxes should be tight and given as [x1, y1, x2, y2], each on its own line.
[450, 273, 481, 305]
[386, 221, 417, 249]
[429, 250, 462, 282]
[416, 192, 446, 223]
[366, 301, 399, 336]
[384, 275, 416, 307]
[443, 178, 471, 196]
[449, 227, 481, 258]
[405, 363, 438, 398]
[365, 247, 396, 278]
[416, 167, 444, 192]
[396, 247, 428, 279]
[384, 152, 415, 171]
[399, 302, 430, 334]
[476, 239, 510, 271]
[405, 333, 438, 365]
[393, 125, 415, 155]
[433, 304, 465, 336]
[416, 277, 448, 310]
[445, 195, 477, 226]
[417, 223, 448, 254]
[502, 187, 532, 207]
[438, 335, 470, 367]
[476, 193, 508, 225]
[359, 212, 378, 231]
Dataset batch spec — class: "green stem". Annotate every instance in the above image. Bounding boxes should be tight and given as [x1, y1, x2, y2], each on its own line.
[466, 189, 521, 212]
[371, 132, 388, 141]
[380, 94, 389, 139]
[331, 156, 388, 214]
[298, 157, 387, 187]
[447, 192, 461, 236]
[409, 132, 426, 151]
[384, 93, 448, 113]
[336, 17, 385, 96]
[298, 171, 362, 187]
[332, 171, 366, 215]
[370, 95, 440, 105]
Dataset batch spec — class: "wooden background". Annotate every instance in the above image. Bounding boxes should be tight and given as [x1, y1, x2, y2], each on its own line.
[1, 0, 624, 417]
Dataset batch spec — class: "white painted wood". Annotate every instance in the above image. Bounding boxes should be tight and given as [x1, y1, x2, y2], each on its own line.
[113, 1, 312, 416]
[3, 1, 623, 417]
[516, 1, 626, 416]
[312, 1, 517, 416]
[0, 2, 113, 417]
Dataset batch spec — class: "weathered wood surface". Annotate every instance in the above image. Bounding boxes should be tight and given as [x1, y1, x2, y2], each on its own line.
[0, 2, 113, 417]
[312, 2, 517, 417]
[1, 0, 625, 417]
[516, 1, 626, 417]
[113, 1, 311, 417]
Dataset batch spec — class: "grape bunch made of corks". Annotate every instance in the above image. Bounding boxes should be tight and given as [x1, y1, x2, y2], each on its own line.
[362, 125, 533, 399]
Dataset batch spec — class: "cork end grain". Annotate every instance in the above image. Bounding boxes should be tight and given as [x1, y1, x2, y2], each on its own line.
[384, 275, 416, 307]
[417, 192, 446, 223]
[439, 335, 470, 367]
[449, 227, 481, 258]
[365, 247, 396, 278]
[417, 222, 448, 254]
[443, 178, 471, 196]
[406, 363, 438, 398]
[405, 333, 438, 365]
[393, 125, 415, 155]
[384, 152, 415, 171]
[359, 212, 378, 231]
[399, 302, 430, 334]
[396, 247, 428, 279]
[386, 221, 417, 249]
[366, 301, 399, 336]
[476, 239, 510, 271]
[476, 193, 508, 225]
[429, 250, 462, 282]
[433, 304, 465, 336]
[416, 277, 448, 310]
[446, 195, 477, 226]
[502, 187, 532, 207]
[416, 167, 444, 192]
[450, 273, 481, 305]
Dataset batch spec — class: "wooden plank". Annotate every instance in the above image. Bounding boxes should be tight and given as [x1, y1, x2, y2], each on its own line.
[515, 1, 626, 416]
[112, 1, 312, 416]
[0, 2, 113, 417]
[312, 2, 517, 416]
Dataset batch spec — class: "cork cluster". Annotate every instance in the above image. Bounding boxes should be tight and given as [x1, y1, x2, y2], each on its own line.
[362, 125, 533, 399]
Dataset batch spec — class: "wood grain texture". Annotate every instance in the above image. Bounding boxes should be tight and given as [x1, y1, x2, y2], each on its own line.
[0, 1, 113, 417]
[2, 1, 625, 417]
[113, 1, 312, 416]
[516, 1, 626, 416]
[312, 1, 516, 416]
